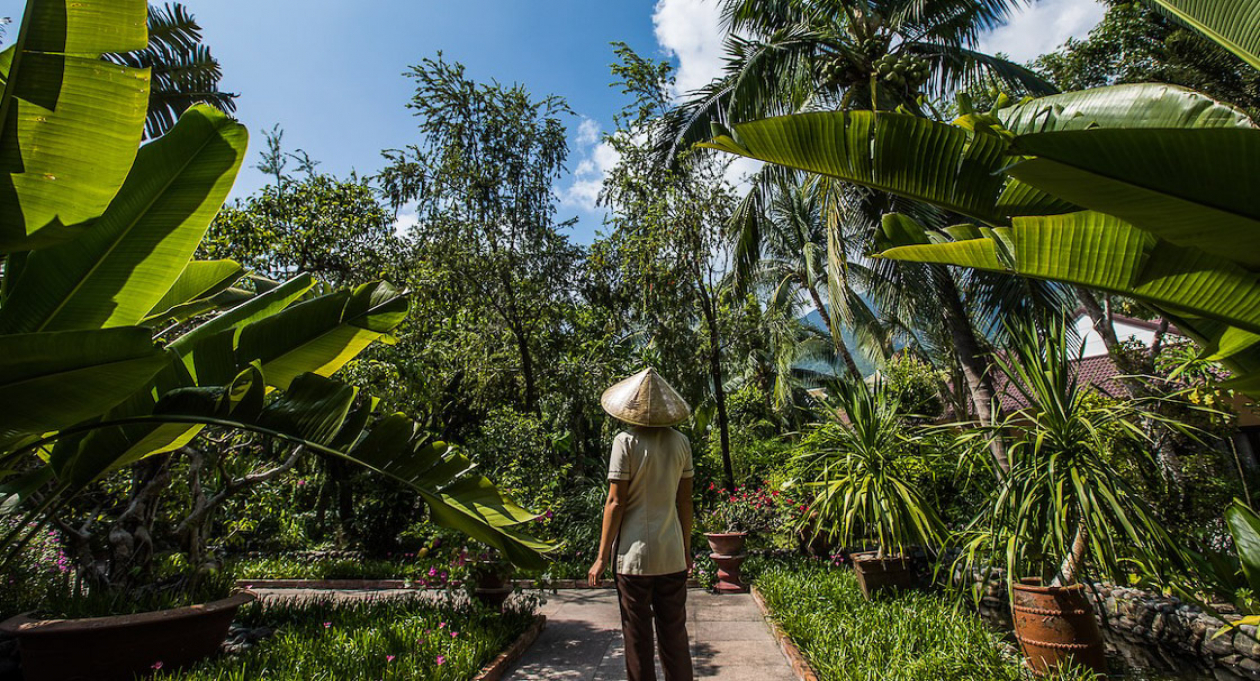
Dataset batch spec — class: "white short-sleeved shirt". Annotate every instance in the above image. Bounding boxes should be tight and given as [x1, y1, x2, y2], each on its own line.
[607, 426, 694, 576]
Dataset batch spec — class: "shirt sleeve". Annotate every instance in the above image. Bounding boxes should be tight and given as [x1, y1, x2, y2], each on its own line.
[680, 433, 694, 479]
[608, 434, 632, 481]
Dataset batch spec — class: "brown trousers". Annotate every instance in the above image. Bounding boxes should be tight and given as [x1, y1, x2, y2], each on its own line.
[614, 571, 694, 681]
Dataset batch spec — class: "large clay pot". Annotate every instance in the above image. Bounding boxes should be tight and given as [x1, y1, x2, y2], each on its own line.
[472, 573, 514, 611]
[705, 532, 747, 557]
[0, 591, 255, 681]
[1011, 578, 1107, 677]
[705, 533, 749, 593]
[850, 551, 915, 599]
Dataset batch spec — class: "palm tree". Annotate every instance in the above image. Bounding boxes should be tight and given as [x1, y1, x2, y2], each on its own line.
[105, 3, 237, 139]
[738, 173, 888, 377]
[658, 0, 1055, 158]
[665, 0, 1067, 476]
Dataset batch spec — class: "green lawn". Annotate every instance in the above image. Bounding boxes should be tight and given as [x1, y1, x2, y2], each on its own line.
[754, 561, 1092, 681]
[157, 595, 536, 681]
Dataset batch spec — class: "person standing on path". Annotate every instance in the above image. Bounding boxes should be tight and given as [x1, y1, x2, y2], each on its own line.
[588, 367, 695, 681]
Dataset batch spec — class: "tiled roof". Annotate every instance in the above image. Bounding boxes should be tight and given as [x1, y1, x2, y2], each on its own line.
[943, 354, 1126, 420]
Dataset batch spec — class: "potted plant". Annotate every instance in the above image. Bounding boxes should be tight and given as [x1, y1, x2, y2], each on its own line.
[0, 566, 253, 681]
[464, 548, 516, 611]
[957, 317, 1197, 677]
[701, 487, 780, 592]
[797, 377, 944, 599]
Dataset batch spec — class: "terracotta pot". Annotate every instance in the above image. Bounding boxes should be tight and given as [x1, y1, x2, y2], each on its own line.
[850, 551, 915, 599]
[797, 529, 833, 558]
[709, 552, 749, 593]
[1011, 578, 1106, 677]
[0, 591, 255, 681]
[473, 573, 514, 610]
[705, 533, 749, 593]
[705, 532, 747, 557]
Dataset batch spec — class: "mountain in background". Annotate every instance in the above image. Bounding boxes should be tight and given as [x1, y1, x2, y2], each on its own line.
[800, 309, 878, 378]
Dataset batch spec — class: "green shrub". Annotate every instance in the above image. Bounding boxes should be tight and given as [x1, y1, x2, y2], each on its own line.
[754, 561, 1094, 681]
[158, 595, 537, 680]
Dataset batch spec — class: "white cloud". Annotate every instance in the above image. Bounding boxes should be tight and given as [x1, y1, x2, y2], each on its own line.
[652, 0, 728, 99]
[392, 208, 418, 237]
[560, 119, 620, 212]
[576, 116, 601, 146]
[723, 156, 762, 195]
[980, 0, 1106, 64]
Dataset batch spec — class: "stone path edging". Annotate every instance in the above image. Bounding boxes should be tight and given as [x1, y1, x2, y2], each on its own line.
[474, 615, 547, 681]
[237, 579, 703, 591]
[751, 586, 820, 681]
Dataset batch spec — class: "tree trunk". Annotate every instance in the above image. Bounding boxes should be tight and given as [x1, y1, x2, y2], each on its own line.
[806, 282, 861, 378]
[1076, 288, 1187, 494]
[935, 266, 1010, 476]
[510, 324, 541, 415]
[697, 284, 736, 491]
[1054, 522, 1089, 586]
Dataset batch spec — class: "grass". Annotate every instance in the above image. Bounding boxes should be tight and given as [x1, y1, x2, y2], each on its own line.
[754, 561, 1094, 681]
[228, 556, 425, 581]
[157, 594, 538, 681]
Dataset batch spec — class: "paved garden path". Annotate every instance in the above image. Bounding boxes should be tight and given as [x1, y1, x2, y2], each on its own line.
[505, 589, 797, 681]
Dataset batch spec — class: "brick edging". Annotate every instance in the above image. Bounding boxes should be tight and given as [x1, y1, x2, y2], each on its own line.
[471, 614, 547, 681]
[237, 579, 704, 591]
[750, 586, 820, 681]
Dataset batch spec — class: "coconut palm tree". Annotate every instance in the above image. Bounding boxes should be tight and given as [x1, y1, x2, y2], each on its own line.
[658, 0, 1055, 159]
[738, 173, 887, 377]
[105, 3, 237, 139]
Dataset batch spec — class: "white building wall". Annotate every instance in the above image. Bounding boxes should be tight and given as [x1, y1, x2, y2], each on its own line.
[1073, 314, 1162, 358]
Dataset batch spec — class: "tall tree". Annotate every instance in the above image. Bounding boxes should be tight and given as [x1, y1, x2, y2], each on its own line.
[379, 55, 582, 415]
[105, 3, 237, 139]
[202, 132, 398, 289]
[1034, 0, 1260, 118]
[599, 47, 743, 490]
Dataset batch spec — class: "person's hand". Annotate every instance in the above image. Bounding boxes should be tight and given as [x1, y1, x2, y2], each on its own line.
[588, 558, 608, 587]
[686, 549, 694, 575]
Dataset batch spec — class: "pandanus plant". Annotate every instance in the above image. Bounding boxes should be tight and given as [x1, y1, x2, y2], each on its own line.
[955, 316, 1196, 588]
[799, 377, 945, 559]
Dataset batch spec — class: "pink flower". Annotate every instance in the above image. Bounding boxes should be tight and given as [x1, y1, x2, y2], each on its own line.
[323, 622, 332, 628]
[451, 631, 459, 638]
[436, 655, 447, 666]
[439, 622, 447, 628]
[151, 661, 164, 670]
[296, 479, 307, 486]
[386, 655, 396, 663]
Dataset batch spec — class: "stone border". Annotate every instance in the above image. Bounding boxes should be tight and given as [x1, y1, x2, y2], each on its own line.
[237, 579, 704, 590]
[237, 579, 411, 590]
[750, 586, 820, 681]
[472, 614, 546, 681]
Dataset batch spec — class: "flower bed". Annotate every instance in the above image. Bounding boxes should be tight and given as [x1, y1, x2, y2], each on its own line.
[155, 595, 538, 680]
[753, 560, 1094, 681]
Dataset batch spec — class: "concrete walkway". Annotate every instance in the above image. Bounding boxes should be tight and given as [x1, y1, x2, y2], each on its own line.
[505, 589, 796, 681]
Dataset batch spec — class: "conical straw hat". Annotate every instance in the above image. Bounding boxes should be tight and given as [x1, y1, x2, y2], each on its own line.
[601, 368, 691, 427]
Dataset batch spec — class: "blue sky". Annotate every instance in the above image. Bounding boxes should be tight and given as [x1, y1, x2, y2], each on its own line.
[1, 0, 1105, 243]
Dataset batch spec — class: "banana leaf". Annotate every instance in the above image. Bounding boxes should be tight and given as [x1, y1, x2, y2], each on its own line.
[0, 328, 167, 449]
[0, 0, 150, 253]
[1149, 0, 1260, 70]
[1007, 128, 1260, 269]
[0, 105, 249, 333]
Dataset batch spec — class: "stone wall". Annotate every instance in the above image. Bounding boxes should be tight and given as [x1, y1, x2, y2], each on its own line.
[955, 567, 1259, 679]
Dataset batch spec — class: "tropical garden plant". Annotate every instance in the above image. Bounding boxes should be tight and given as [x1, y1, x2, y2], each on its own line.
[955, 317, 1195, 588]
[798, 378, 945, 559]
[0, 0, 551, 605]
[699, 1, 1260, 402]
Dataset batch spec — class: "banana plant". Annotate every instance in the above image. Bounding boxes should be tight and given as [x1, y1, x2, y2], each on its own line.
[700, 77, 1260, 396]
[0, 0, 553, 569]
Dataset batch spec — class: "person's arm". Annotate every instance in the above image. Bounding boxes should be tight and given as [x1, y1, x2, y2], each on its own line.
[588, 480, 629, 587]
[676, 476, 694, 572]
